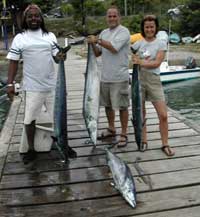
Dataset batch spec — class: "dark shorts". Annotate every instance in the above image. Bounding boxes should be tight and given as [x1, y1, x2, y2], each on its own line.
[100, 81, 130, 110]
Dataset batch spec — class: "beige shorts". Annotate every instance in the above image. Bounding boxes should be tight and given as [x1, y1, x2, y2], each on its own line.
[24, 91, 55, 125]
[140, 70, 165, 102]
[100, 81, 130, 110]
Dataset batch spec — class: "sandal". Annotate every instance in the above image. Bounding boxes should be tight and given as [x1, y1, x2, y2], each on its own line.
[97, 128, 116, 140]
[23, 150, 37, 165]
[140, 142, 148, 152]
[161, 145, 175, 157]
[117, 134, 128, 148]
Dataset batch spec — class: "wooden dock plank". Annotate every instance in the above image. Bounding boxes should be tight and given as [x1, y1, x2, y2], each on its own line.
[1, 155, 200, 190]
[3, 143, 200, 176]
[1, 168, 200, 206]
[1, 186, 200, 217]
[1, 46, 200, 217]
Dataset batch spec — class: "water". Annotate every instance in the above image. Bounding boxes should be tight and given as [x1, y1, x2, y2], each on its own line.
[0, 99, 11, 130]
[164, 78, 200, 125]
[0, 60, 10, 131]
[0, 52, 200, 131]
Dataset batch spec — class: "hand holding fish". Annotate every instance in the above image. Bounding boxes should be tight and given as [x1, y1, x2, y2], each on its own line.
[87, 35, 98, 44]
[132, 54, 142, 65]
[53, 43, 71, 63]
[6, 85, 15, 101]
[56, 51, 66, 61]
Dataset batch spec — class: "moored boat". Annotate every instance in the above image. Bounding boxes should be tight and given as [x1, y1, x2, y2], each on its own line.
[159, 61, 200, 83]
[129, 61, 200, 84]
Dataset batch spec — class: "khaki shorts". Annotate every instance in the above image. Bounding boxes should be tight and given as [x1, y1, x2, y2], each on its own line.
[100, 81, 130, 110]
[140, 70, 165, 102]
[24, 91, 55, 125]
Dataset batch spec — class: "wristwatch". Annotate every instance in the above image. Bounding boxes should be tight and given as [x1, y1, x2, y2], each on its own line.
[7, 83, 14, 87]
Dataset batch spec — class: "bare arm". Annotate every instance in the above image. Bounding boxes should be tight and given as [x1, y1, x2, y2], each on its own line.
[97, 38, 117, 54]
[91, 43, 102, 57]
[133, 50, 165, 69]
[87, 35, 117, 57]
[6, 60, 19, 101]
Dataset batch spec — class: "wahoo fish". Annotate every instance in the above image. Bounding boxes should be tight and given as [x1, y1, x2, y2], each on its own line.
[131, 47, 145, 151]
[83, 44, 100, 145]
[106, 149, 137, 208]
[53, 44, 77, 162]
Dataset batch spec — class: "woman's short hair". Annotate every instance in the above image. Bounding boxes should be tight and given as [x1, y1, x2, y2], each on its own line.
[141, 15, 159, 37]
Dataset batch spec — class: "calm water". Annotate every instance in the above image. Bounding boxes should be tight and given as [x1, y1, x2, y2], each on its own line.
[0, 99, 11, 130]
[164, 78, 200, 124]
[0, 61, 10, 131]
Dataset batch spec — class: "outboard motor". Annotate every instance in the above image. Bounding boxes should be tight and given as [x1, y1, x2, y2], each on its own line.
[185, 56, 196, 69]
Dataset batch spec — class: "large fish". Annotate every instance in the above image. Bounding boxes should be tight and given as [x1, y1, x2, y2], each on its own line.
[131, 48, 144, 151]
[106, 148, 137, 208]
[53, 44, 77, 162]
[83, 44, 100, 145]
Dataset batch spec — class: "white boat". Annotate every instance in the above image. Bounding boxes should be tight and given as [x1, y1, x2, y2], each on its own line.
[156, 27, 200, 83]
[129, 62, 200, 84]
[130, 27, 200, 84]
[159, 61, 200, 83]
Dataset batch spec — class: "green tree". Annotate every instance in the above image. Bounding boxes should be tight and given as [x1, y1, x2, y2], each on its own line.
[178, 0, 200, 36]
[60, 3, 74, 16]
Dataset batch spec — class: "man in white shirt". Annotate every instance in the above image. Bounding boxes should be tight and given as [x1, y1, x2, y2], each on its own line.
[6, 4, 76, 164]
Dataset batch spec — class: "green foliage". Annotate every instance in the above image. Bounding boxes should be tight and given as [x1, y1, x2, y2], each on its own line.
[3, 0, 199, 39]
[60, 3, 74, 16]
[30, 0, 55, 13]
[121, 15, 143, 34]
[177, 0, 200, 36]
[84, 0, 106, 16]
[45, 17, 75, 36]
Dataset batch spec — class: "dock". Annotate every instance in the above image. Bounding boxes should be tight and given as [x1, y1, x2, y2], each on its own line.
[1, 44, 200, 217]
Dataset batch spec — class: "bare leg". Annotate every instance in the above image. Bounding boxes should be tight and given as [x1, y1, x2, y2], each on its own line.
[25, 120, 36, 151]
[153, 101, 175, 156]
[105, 107, 116, 132]
[119, 109, 128, 136]
[23, 120, 37, 164]
[117, 109, 128, 147]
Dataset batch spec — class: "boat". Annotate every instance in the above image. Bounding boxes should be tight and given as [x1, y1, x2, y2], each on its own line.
[159, 61, 200, 83]
[169, 32, 181, 44]
[129, 61, 200, 84]
[157, 26, 200, 83]
[129, 27, 200, 84]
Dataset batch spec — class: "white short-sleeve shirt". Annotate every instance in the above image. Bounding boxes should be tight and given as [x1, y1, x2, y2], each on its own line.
[131, 38, 167, 75]
[7, 29, 59, 91]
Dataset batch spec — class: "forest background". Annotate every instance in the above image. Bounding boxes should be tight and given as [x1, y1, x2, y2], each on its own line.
[0, 0, 199, 39]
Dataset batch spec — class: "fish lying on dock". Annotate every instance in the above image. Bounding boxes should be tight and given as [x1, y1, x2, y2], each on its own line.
[131, 48, 146, 151]
[106, 148, 137, 208]
[53, 44, 77, 162]
[83, 44, 100, 145]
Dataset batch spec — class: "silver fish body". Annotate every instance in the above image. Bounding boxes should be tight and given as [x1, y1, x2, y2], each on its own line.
[131, 64, 143, 151]
[83, 44, 100, 145]
[106, 149, 137, 208]
[54, 60, 69, 161]
[53, 47, 77, 161]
